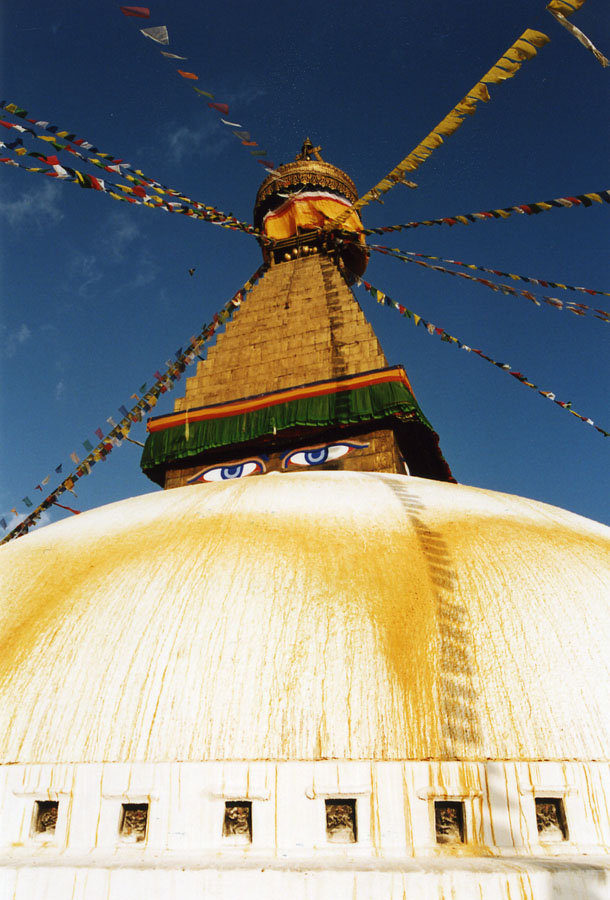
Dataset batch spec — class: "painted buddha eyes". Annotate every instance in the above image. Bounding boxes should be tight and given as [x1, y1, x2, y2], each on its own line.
[187, 460, 264, 483]
[187, 441, 369, 483]
[282, 441, 369, 469]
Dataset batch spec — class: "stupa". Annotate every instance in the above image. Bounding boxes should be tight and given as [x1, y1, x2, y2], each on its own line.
[1, 145, 610, 899]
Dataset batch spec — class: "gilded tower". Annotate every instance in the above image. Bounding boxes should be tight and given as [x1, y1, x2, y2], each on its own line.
[141, 143, 452, 489]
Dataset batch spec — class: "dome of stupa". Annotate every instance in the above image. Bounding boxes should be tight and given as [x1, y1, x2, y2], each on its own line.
[2, 470, 609, 766]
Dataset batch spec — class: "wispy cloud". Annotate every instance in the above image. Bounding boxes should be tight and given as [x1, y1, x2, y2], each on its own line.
[69, 252, 103, 297]
[2, 508, 53, 535]
[55, 379, 66, 400]
[102, 211, 142, 260]
[0, 323, 32, 358]
[229, 84, 267, 106]
[0, 181, 64, 228]
[166, 119, 232, 164]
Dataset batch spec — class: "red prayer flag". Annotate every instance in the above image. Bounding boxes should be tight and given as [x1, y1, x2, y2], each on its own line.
[208, 102, 229, 115]
[178, 70, 199, 80]
[53, 501, 81, 515]
[120, 6, 150, 17]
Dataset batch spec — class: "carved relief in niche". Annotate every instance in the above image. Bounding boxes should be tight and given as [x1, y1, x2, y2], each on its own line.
[325, 799, 357, 843]
[120, 803, 148, 842]
[32, 800, 58, 836]
[434, 801, 465, 843]
[223, 801, 252, 841]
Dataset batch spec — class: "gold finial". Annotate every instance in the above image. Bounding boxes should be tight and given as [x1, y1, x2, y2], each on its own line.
[296, 138, 323, 162]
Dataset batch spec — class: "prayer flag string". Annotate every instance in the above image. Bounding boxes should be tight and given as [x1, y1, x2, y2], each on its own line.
[118, 8, 276, 173]
[0, 100, 257, 235]
[352, 274, 609, 438]
[546, 0, 609, 67]
[356, 241, 610, 321]
[0, 134, 257, 236]
[366, 242, 610, 301]
[0, 262, 269, 544]
[331, 28, 550, 225]
[363, 189, 610, 235]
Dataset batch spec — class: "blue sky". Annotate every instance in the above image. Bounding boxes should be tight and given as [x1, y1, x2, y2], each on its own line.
[0, 0, 608, 533]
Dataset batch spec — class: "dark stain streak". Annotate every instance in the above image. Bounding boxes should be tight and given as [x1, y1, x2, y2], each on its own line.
[380, 476, 482, 755]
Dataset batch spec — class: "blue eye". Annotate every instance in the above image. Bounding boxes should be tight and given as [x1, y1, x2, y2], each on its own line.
[219, 464, 247, 479]
[302, 447, 329, 465]
[283, 441, 369, 469]
[187, 459, 264, 483]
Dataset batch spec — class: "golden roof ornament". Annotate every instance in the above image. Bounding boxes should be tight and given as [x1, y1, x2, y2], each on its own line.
[254, 140, 359, 214]
[295, 137, 324, 162]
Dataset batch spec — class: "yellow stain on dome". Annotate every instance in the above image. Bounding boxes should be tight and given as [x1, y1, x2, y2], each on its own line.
[0, 472, 609, 764]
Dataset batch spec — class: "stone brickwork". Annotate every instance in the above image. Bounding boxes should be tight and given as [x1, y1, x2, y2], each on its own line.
[163, 427, 406, 489]
[173, 254, 388, 412]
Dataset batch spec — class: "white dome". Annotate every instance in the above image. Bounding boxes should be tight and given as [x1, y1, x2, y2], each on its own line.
[1, 471, 609, 764]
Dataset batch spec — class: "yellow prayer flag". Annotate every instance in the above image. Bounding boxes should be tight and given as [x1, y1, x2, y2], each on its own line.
[547, 0, 587, 14]
[332, 28, 549, 224]
[496, 57, 523, 75]
[585, 193, 602, 203]
[520, 29, 552, 48]
[467, 83, 491, 102]
[455, 99, 478, 116]
[481, 64, 515, 84]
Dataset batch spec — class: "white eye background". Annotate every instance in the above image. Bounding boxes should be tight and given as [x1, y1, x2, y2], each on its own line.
[286, 443, 355, 468]
[196, 460, 262, 482]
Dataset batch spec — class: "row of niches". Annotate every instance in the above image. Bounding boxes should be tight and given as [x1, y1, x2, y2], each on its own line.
[28, 796, 570, 847]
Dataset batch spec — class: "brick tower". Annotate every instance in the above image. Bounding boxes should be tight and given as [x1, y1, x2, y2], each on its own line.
[141, 144, 451, 487]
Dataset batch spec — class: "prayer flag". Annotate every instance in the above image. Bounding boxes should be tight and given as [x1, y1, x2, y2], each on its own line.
[221, 119, 242, 127]
[107, 417, 117, 428]
[193, 87, 214, 99]
[548, 8, 610, 67]
[95, 428, 104, 440]
[10, 508, 17, 516]
[42, 475, 50, 485]
[208, 102, 229, 115]
[83, 440, 93, 451]
[70, 452, 80, 464]
[547, 0, 587, 13]
[55, 464, 62, 474]
[119, 405, 130, 417]
[53, 501, 81, 515]
[23, 497, 33, 508]
[120, 6, 150, 17]
[140, 26, 169, 45]
[161, 51, 187, 59]
[178, 70, 199, 80]
[0, 518, 6, 530]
